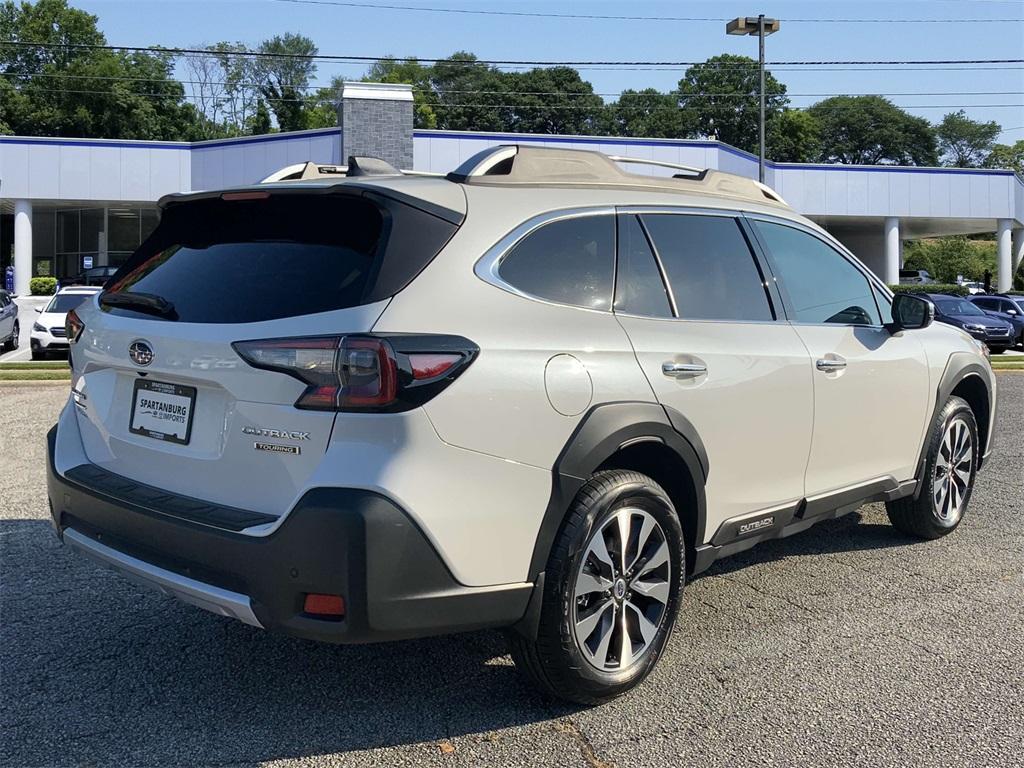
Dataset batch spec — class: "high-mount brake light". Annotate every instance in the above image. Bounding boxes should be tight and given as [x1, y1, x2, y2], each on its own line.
[232, 335, 478, 412]
[66, 308, 85, 343]
[220, 191, 271, 201]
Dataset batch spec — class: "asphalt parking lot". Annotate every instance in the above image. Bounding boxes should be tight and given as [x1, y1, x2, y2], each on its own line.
[1, 378, 1022, 768]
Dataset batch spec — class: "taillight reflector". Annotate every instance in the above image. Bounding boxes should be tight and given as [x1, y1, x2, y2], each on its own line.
[304, 593, 345, 617]
[66, 308, 85, 343]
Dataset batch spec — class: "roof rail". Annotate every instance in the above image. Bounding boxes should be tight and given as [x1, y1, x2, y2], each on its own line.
[446, 144, 789, 207]
[259, 157, 442, 183]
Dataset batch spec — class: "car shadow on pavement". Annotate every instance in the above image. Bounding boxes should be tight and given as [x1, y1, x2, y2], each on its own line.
[1, 510, 912, 765]
[0, 519, 575, 767]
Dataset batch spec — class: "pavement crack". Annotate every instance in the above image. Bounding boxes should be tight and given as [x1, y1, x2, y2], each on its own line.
[554, 719, 616, 768]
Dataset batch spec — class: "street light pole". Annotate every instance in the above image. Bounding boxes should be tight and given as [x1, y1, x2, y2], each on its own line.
[758, 14, 765, 184]
[726, 15, 780, 184]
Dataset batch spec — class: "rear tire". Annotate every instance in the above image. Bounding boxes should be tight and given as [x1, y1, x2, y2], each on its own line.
[508, 470, 684, 705]
[887, 395, 978, 539]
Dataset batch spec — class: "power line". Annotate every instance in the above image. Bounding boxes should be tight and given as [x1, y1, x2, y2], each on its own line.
[268, 0, 1023, 24]
[3, 70, 1020, 99]
[10, 84, 1021, 112]
[1, 40, 1021, 68]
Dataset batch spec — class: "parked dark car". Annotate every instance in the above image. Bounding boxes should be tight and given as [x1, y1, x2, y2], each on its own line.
[927, 294, 1014, 353]
[969, 294, 1024, 347]
[69, 266, 118, 286]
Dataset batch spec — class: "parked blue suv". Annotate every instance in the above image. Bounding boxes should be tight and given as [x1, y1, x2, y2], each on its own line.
[968, 294, 1024, 348]
[927, 294, 1014, 353]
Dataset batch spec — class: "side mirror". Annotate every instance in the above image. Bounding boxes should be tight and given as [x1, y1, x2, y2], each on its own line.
[1008, 309, 1018, 316]
[889, 293, 934, 332]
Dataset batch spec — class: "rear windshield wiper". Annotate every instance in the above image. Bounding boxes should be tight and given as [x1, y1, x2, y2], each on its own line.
[99, 291, 179, 320]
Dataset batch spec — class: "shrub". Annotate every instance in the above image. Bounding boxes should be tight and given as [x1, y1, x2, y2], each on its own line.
[29, 277, 58, 295]
[902, 236, 996, 283]
[889, 283, 968, 297]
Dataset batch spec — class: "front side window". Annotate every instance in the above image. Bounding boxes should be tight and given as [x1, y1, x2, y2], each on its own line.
[753, 221, 881, 326]
[498, 215, 615, 311]
[640, 214, 773, 322]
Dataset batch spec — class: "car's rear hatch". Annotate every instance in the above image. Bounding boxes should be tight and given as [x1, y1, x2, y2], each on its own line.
[68, 183, 464, 519]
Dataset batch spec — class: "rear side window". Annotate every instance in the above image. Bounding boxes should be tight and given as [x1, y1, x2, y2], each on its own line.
[640, 214, 773, 322]
[753, 221, 881, 326]
[614, 215, 672, 318]
[103, 194, 457, 324]
[498, 215, 615, 311]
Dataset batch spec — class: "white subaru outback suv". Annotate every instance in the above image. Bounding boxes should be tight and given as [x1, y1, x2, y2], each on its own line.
[48, 146, 996, 704]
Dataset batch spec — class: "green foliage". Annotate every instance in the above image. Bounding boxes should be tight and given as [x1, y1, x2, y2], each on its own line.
[936, 110, 1000, 168]
[29, 277, 57, 295]
[889, 283, 969, 297]
[768, 110, 822, 163]
[430, 52, 513, 133]
[255, 33, 317, 132]
[505, 67, 606, 135]
[902, 237, 997, 283]
[0, 0, 206, 140]
[676, 54, 787, 154]
[248, 99, 272, 135]
[610, 88, 684, 138]
[984, 140, 1024, 175]
[809, 96, 938, 166]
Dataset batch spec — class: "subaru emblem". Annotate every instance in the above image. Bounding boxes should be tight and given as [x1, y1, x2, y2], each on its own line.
[128, 340, 154, 366]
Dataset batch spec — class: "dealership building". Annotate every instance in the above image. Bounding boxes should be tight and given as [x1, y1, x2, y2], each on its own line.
[2, 82, 1023, 296]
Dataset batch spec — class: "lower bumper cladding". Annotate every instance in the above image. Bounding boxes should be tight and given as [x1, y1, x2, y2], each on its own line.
[47, 426, 533, 643]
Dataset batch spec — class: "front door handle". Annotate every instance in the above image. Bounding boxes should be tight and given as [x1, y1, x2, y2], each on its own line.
[662, 362, 707, 378]
[815, 357, 847, 372]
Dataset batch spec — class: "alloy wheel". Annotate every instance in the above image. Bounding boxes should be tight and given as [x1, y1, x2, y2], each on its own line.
[572, 507, 671, 672]
[932, 416, 973, 525]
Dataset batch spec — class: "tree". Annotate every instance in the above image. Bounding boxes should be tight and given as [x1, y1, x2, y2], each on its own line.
[430, 52, 511, 132]
[676, 54, 788, 153]
[935, 110, 1000, 167]
[248, 99, 272, 135]
[214, 43, 261, 134]
[0, 0, 206, 140]
[903, 237, 996, 283]
[767, 109, 821, 163]
[609, 88, 685, 138]
[364, 57, 437, 128]
[254, 33, 317, 132]
[984, 140, 1024, 175]
[505, 67, 606, 135]
[809, 96, 938, 165]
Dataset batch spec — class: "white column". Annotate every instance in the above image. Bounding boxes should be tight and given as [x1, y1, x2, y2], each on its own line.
[996, 219, 1012, 293]
[1012, 228, 1024, 277]
[884, 217, 900, 285]
[13, 200, 33, 297]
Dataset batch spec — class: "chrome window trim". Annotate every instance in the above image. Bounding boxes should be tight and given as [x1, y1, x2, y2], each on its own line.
[743, 212, 893, 331]
[474, 206, 617, 313]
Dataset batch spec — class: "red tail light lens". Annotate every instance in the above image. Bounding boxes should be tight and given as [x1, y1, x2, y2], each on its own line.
[66, 308, 85, 343]
[232, 334, 476, 412]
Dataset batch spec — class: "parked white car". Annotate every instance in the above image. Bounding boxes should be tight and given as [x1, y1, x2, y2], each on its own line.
[48, 146, 997, 704]
[31, 286, 101, 359]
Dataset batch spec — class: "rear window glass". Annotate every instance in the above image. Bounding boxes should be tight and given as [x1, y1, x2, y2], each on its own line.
[498, 215, 615, 311]
[47, 293, 95, 313]
[103, 194, 455, 324]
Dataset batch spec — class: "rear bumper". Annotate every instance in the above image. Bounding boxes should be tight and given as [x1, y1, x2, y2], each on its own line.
[47, 426, 532, 643]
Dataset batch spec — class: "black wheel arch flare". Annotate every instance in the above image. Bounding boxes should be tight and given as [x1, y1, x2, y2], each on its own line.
[526, 401, 709, 583]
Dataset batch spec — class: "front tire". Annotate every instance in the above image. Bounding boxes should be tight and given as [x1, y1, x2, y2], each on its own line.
[508, 470, 684, 705]
[886, 395, 978, 539]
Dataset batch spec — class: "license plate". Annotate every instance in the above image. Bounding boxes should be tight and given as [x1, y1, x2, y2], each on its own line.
[129, 379, 196, 445]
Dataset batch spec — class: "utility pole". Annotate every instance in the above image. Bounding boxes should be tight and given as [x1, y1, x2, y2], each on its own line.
[726, 15, 780, 183]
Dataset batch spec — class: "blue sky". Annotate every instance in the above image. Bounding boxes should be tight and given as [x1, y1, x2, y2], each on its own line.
[74, 0, 1024, 140]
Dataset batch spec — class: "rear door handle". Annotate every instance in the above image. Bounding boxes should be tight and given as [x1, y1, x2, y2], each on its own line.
[815, 358, 847, 372]
[662, 362, 707, 378]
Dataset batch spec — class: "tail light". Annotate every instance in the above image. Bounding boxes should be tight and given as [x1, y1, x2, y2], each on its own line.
[66, 308, 85, 343]
[232, 334, 478, 412]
